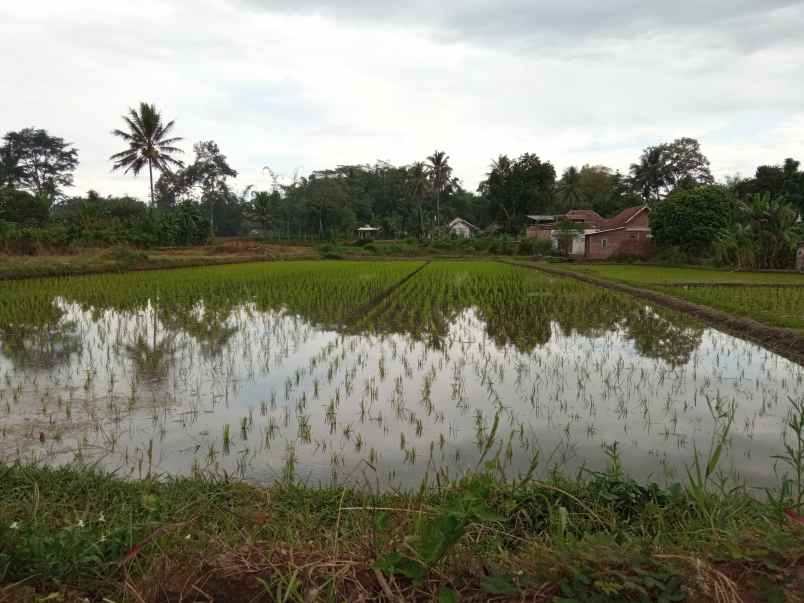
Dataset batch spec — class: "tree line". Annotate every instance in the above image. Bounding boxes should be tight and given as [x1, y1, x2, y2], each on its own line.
[1, 102, 802, 266]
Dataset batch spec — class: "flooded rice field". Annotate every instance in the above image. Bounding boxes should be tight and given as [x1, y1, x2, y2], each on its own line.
[1, 260, 801, 489]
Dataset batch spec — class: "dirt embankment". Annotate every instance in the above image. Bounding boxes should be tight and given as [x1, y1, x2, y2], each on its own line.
[505, 260, 804, 367]
[0, 242, 318, 281]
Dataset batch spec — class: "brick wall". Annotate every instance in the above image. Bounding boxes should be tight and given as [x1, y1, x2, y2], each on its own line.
[586, 229, 653, 259]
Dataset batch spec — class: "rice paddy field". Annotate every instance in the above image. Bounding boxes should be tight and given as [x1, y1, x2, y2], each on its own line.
[1, 260, 802, 490]
[552, 263, 804, 331]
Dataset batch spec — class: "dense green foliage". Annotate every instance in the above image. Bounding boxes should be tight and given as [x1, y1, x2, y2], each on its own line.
[1, 111, 802, 266]
[629, 137, 714, 202]
[0, 128, 79, 203]
[650, 185, 733, 254]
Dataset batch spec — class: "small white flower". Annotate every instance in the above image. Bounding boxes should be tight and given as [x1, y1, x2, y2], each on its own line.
[9, 521, 19, 530]
[77, 519, 85, 528]
[184, 533, 192, 540]
[98, 513, 106, 523]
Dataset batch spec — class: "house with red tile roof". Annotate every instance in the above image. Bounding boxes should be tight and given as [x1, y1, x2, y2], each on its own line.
[526, 206, 653, 259]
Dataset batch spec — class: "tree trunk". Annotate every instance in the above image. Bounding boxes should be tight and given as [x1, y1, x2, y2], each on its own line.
[148, 160, 154, 207]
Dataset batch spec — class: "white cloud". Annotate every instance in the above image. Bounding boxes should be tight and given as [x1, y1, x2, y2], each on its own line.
[1, 0, 803, 199]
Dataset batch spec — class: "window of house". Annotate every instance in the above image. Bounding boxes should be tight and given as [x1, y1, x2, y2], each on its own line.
[601, 239, 607, 248]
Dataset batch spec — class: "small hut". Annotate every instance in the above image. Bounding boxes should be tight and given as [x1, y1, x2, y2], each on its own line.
[356, 225, 381, 240]
[447, 217, 479, 239]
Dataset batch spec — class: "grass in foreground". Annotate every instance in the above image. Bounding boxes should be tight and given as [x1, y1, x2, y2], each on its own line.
[3, 444, 804, 602]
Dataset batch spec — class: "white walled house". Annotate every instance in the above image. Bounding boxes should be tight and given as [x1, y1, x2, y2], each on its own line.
[447, 217, 479, 238]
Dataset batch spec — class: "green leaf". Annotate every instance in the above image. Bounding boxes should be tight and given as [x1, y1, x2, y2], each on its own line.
[438, 586, 459, 603]
[373, 553, 427, 586]
[374, 511, 389, 532]
[481, 573, 519, 595]
[470, 504, 504, 522]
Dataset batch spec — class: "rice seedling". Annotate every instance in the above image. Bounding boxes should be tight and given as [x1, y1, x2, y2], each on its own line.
[0, 259, 801, 497]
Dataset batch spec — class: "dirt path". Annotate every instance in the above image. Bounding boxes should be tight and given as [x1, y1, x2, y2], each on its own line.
[504, 260, 804, 367]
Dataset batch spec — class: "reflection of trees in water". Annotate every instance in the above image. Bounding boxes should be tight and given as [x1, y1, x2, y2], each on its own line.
[161, 305, 237, 359]
[359, 283, 704, 367]
[0, 265, 706, 374]
[621, 306, 704, 367]
[126, 334, 176, 383]
[0, 301, 82, 370]
[123, 302, 239, 383]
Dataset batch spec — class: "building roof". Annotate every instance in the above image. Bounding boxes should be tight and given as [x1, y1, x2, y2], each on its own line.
[565, 209, 605, 226]
[527, 206, 649, 230]
[586, 227, 625, 237]
[601, 206, 649, 228]
[447, 217, 478, 230]
[526, 214, 557, 223]
[585, 207, 651, 237]
[356, 225, 381, 231]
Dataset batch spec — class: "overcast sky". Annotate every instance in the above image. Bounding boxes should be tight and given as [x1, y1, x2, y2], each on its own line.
[2, 0, 803, 200]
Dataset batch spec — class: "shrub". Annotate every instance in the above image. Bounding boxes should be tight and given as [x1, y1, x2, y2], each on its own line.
[517, 237, 552, 256]
[650, 186, 733, 256]
[107, 245, 148, 265]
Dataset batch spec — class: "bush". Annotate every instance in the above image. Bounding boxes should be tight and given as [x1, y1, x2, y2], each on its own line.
[0, 188, 49, 227]
[651, 245, 697, 265]
[107, 245, 148, 265]
[650, 186, 733, 256]
[517, 237, 552, 256]
[315, 242, 349, 259]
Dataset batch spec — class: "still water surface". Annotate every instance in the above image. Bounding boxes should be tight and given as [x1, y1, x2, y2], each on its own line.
[1, 261, 800, 489]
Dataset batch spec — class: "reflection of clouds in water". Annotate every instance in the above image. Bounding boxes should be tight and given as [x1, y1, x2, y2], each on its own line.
[0, 288, 801, 491]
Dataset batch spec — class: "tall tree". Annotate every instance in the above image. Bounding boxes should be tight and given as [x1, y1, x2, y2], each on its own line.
[425, 150, 452, 225]
[0, 128, 79, 202]
[110, 102, 184, 205]
[630, 146, 670, 203]
[246, 190, 278, 232]
[155, 141, 237, 235]
[556, 166, 583, 209]
[408, 161, 430, 239]
[734, 158, 804, 218]
[630, 137, 712, 202]
[479, 153, 555, 232]
[663, 137, 714, 190]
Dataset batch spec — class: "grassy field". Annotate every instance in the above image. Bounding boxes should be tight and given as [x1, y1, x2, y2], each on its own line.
[555, 263, 804, 285]
[653, 284, 804, 330]
[2, 451, 803, 602]
[540, 262, 804, 332]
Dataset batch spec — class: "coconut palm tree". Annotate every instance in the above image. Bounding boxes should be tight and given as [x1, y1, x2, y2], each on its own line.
[408, 161, 430, 239]
[110, 102, 184, 205]
[629, 146, 670, 203]
[426, 150, 452, 225]
[556, 166, 583, 209]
